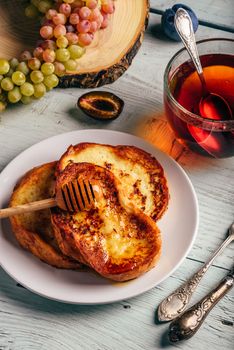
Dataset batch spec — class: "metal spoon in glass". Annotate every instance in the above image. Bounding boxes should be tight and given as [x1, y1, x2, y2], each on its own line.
[158, 222, 234, 322]
[174, 8, 232, 121]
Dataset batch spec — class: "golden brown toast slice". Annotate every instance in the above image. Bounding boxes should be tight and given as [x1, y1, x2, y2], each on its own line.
[57, 143, 169, 222]
[51, 163, 162, 281]
[9, 162, 84, 269]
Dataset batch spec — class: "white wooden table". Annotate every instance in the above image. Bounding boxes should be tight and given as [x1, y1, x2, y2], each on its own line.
[0, 1, 234, 349]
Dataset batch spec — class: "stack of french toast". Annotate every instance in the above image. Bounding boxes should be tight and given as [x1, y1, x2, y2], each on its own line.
[10, 143, 169, 282]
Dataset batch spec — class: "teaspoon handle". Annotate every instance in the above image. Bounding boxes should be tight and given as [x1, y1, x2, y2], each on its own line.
[169, 269, 234, 342]
[158, 234, 234, 321]
[174, 8, 207, 90]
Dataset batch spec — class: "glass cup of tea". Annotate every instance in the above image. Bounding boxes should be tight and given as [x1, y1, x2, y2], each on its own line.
[164, 38, 234, 158]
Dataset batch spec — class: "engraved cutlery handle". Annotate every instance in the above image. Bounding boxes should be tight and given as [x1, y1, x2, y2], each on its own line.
[158, 233, 234, 321]
[174, 8, 203, 76]
[169, 270, 234, 342]
[174, 8, 207, 92]
[158, 267, 208, 321]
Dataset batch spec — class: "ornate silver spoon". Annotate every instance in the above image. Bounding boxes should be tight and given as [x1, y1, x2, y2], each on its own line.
[158, 222, 234, 321]
[174, 8, 232, 121]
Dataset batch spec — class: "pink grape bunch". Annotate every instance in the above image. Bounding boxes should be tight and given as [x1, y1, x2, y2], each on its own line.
[0, 0, 115, 112]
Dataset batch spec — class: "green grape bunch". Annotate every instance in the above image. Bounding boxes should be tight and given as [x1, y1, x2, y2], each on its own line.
[0, 0, 116, 112]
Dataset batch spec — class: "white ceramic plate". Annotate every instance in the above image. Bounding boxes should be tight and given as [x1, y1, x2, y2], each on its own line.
[0, 130, 199, 304]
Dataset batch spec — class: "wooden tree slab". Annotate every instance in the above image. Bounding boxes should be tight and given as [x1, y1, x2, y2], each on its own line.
[0, 0, 149, 88]
[0, 1, 39, 58]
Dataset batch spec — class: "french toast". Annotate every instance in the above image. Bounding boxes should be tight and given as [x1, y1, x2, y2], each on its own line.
[57, 143, 169, 222]
[9, 162, 83, 269]
[51, 163, 162, 281]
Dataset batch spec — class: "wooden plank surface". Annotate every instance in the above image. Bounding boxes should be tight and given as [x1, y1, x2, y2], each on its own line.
[150, 0, 234, 28]
[0, 10, 234, 350]
[0, 259, 233, 350]
[0, 14, 233, 267]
